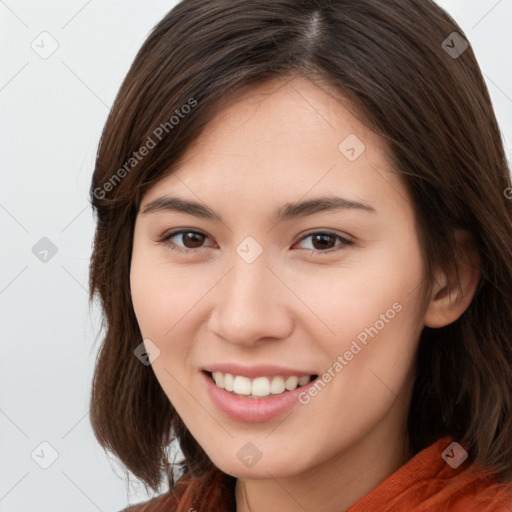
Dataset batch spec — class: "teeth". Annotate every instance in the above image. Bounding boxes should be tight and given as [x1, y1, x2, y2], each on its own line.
[233, 375, 252, 395]
[224, 372, 234, 391]
[213, 372, 224, 388]
[211, 371, 313, 398]
[284, 376, 298, 390]
[298, 375, 310, 386]
[251, 377, 270, 397]
[270, 376, 285, 394]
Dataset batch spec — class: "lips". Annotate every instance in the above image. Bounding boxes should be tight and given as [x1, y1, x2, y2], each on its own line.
[201, 363, 319, 422]
[203, 362, 318, 379]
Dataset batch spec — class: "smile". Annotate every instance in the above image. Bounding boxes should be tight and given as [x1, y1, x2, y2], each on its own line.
[209, 371, 315, 398]
[202, 363, 320, 422]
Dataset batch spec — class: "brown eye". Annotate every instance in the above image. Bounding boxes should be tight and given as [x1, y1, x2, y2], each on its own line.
[160, 230, 213, 254]
[296, 231, 353, 255]
[310, 233, 337, 250]
[180, 231, 206, 249]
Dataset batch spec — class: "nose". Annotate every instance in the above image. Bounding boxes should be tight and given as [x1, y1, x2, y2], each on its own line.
[208, 255, 294, 347]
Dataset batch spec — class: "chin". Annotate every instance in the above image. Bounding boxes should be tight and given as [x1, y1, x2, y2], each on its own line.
[207, 448, 307, 480]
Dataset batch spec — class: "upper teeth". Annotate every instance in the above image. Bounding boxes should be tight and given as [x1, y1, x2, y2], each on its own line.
[211, 371, 312, 398]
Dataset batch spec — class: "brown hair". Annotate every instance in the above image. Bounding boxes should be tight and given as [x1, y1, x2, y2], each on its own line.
[89, 0, 512, 493]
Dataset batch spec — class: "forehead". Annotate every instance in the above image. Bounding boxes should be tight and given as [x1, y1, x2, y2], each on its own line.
[177, 75, 392, 162]
[142, 76, 409, 216]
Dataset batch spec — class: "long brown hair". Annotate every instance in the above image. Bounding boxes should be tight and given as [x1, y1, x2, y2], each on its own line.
[89, 0, 512, 493]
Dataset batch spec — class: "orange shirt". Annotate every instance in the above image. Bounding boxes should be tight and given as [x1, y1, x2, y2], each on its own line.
[123, 436, 512, 511]
[346, 436, 512, 511]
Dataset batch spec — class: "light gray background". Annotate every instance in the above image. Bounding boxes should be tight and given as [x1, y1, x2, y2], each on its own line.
[1, 1, 511, 511]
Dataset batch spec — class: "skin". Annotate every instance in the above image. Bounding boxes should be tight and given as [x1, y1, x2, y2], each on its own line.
[130, 75, 480, 511]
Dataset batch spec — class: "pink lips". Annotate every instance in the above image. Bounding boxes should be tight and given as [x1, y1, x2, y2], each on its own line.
[201, 366, 318, 423]
[203, 362, 316, 379]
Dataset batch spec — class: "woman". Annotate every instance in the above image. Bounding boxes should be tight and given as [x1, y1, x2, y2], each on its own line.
[89, 0, 512, 510]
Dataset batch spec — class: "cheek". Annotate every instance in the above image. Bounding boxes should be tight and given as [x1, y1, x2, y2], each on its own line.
[292, 234, 427, 415]
[288, 239, 425, 349]
[130, 251, 200, 406]
[129, 244, 218, 402]
[334, 241, 425, 391]
[130, 243, 204, 339]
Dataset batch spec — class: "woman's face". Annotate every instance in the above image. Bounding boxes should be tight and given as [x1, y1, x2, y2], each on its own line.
[130, 76, 430, 479]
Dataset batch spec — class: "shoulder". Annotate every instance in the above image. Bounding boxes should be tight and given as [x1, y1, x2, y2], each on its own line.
[119, 493, 178, 512]
[348, 436, 512, 511]
[118, 467, 237, 512]
[441, 466, 512, 510]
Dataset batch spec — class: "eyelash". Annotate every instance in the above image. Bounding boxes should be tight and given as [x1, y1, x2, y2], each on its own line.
[157, 229, 354, 257]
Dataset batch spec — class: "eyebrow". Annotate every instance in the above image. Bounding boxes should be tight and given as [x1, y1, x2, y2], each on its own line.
[141, 195, 376, 221]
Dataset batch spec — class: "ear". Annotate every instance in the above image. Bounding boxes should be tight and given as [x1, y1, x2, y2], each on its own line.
[424, 230, 481, 328]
